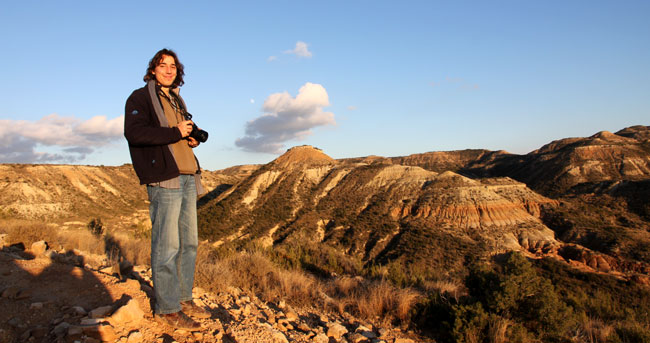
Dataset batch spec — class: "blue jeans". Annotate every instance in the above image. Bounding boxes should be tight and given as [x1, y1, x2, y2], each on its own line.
[147, 174, 198, 314]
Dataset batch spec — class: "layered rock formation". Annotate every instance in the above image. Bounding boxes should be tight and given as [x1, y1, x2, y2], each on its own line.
[463, 127, 650, 196]
[198, 127, 650, 281]
[0, 164, 144, 222]
[198, 146, 566, 278]
[0, 164, 254, 229]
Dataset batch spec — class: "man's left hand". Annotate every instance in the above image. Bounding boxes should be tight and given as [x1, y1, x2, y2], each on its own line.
[188, 137, 199, 148]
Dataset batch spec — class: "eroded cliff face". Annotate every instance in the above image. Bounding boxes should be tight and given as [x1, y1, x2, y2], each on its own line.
[0, 164, 145, 221]
[0, 164, 247, 229]
[463, 128, 650, 196]
[198, 130, 650, 282]
[389, 150, 499, 173]
[396, 174, 556, 228]
[198, 146, 570, 278]
[542, 131, 650, 193]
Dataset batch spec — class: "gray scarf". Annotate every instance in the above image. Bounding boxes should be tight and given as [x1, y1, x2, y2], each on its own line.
[146, 81, 205, 196]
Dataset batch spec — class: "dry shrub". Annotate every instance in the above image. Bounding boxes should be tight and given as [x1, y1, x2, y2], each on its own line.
[195, 247, 323, 306]
[463, 326, 483, 343]
[342, 280, 420, 323]
[487, 315, 510, 343]
[331, 276, 363, 297]
[195, 245, 422, 324]
[580, 317, 614, 343]
[58, 229, 105, 255]
[424, 279, 464, 302]
[0, 219, 59, 247]
[357, 281, 393, 319]
[194, 244, 233, 293]
[277, 269, 322, 305]
[104, 231, 150, 266]
[0, 219, 106, 255]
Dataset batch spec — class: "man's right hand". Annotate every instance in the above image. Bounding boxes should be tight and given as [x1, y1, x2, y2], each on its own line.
[177, 120, 193, 138]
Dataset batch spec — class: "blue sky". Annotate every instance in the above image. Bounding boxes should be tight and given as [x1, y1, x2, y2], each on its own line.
[1, 1, 648, 170]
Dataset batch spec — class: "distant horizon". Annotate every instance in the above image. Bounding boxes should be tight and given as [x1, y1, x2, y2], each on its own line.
[2, 123, 645, 171]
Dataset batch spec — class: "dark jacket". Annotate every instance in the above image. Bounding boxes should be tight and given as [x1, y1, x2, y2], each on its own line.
[124, 81, 201, 185]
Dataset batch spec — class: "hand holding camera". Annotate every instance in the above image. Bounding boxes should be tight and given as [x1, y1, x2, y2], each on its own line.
[182, 112, 209, 143]
[177, 120, 194, 138]
[175, 112, 208, 143]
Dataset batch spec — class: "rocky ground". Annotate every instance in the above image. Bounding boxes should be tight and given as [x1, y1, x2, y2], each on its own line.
[0, 240, 426, 343]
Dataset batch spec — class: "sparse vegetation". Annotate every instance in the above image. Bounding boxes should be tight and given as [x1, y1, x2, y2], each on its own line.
[193, 243, 421, 325]
[414, 252, 650, 342]
[0, 218, 150, 266]
[9, 210, 644, 342]
[542, 196, 650, 264]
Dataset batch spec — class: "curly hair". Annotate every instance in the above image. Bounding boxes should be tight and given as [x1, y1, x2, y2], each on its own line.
[143, 48, 185, 88]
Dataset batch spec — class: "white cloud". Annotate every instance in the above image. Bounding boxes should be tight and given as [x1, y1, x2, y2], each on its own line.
[235, 83, 335, 154]
[267, 55, 277, 62]
[0, 113, 124, 163]
[284, 41, 312, 58]
[76, 115, 123, 137]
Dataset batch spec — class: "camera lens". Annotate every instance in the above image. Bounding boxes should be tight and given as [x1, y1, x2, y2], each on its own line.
[190, 125, 208, 143]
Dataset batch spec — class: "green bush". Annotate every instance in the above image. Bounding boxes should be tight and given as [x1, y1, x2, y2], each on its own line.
[452, 302, 489, 343]
[460, 252, 578, 341]
[616, 322, 650, 343]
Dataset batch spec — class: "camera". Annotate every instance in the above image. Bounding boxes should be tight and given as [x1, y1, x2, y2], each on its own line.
[182, 112, 209, 143]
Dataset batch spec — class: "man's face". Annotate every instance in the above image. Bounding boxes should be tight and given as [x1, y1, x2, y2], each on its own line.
[152, 54, 177, 87]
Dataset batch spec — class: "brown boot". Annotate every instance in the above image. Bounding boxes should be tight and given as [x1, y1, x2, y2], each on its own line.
[181, 300, 211, 319]
[155, 311, 201, 330]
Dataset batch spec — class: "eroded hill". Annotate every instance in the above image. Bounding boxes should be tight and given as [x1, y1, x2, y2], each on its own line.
[0, 164, 258, 230]
[198, 129, 650, 284]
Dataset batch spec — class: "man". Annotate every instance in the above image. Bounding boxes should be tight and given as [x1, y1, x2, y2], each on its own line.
[124, 48, 210, 330]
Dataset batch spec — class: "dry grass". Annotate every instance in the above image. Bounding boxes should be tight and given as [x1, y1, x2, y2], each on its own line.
[59, 229, 106, 255]
[578, 317, 614, 343]
[0, 219, 60, 248]
[194, 244, 234, 292]
[0, 219, 149, 266]
[423, 279, 465, 302]
[3, 220, 423, 326]
[0, 219, 104, 254]
[277, 269, 321, 304]
[195, 247, 322, 306]
[322, 275, 421, 322]
[353, 281, 420, 322]
[463, 325, 483, 343]
[104, 231, 150, 266]
[331, 276, 364, 297]
[195, 245, 423, 324]
[487, 316, 510, 343]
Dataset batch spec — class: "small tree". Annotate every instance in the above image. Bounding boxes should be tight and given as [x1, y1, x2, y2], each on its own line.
[461, 252, 577, 341]
[88, 218, 104, 236]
